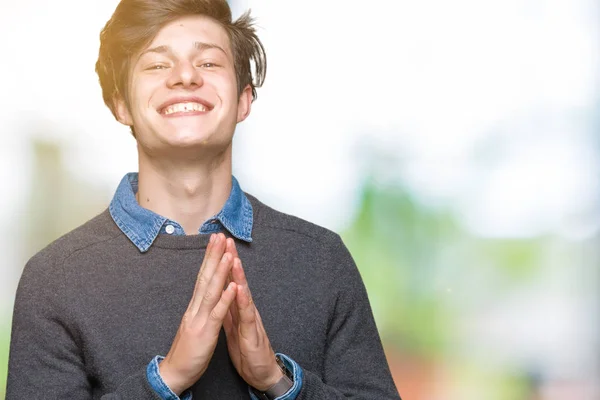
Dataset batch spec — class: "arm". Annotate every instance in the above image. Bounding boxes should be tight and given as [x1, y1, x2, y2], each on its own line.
[6, 254, 163, 399]
[6, 233, 237, 399]
[222, 236, 401, 400]
[296, 235, 401, 399]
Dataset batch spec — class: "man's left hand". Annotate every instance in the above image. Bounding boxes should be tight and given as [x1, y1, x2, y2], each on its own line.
[223, 238, 284, 391]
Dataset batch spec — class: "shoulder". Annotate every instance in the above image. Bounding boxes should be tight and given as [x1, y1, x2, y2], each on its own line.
[23, 209, 121, 277]
[246, 193, 367, 293]
[247, 193, 342, 246]
[246, 194, 341, 242]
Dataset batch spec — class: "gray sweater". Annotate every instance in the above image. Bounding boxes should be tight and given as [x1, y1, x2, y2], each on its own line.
[7, 195, 401, 399]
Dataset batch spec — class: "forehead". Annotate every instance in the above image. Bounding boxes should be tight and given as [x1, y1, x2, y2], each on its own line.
[145, 15, 232, 56]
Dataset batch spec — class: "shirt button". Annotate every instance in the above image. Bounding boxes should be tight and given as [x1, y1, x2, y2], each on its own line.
[165, 224, 175, 234]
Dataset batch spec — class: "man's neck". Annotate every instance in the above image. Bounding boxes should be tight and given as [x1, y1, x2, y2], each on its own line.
[136, 148, 233, 235]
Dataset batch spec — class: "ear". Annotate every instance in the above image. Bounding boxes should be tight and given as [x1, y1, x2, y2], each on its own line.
[236, 85, 253, 123]
[113, 95, 134, 126]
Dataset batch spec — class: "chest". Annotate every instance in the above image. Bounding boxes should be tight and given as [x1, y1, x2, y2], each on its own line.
[64, 246, 334, 395]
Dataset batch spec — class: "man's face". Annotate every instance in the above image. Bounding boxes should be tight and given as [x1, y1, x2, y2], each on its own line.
[115, 15, 251, 157]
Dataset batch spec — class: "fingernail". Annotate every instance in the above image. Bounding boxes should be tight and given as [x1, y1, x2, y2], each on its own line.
[209, 234, 214, 244]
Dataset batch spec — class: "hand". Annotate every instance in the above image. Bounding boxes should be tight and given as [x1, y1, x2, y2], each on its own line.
[159, 233, 238, 395]
[223, 238, 284, 391]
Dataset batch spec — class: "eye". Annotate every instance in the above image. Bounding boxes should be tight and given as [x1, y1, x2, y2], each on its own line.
[146, 64, 168, 70]
[199, 62, 217, 68]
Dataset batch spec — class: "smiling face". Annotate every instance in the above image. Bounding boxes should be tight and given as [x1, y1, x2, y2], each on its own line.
[115, 15, 252, 159]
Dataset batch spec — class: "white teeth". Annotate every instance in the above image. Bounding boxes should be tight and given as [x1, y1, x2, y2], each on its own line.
[163, 102, 207, 115]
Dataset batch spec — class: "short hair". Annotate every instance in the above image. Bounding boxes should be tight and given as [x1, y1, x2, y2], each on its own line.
[95, 0, 267, 120]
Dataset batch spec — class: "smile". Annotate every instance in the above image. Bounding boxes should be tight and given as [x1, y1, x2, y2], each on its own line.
[162, 102, 208, 115]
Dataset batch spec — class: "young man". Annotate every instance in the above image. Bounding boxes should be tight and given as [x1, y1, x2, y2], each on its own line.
[6, 0, 401, 399]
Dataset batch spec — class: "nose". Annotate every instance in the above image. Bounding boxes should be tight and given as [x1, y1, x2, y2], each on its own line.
[166, 60, 203, 89]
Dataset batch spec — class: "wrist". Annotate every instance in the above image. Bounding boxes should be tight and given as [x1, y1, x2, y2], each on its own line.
[254, 365, 284, 392]
[158, 359, 186, 396]
[250, 355, 294, 400]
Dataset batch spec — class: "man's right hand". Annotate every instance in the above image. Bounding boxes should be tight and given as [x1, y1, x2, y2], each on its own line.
[158, 233, 237, 395]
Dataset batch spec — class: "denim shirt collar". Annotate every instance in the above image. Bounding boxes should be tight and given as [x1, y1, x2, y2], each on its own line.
[109, 172, 253, 252]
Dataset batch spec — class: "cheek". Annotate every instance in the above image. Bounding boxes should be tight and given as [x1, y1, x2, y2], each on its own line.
[213, 72, 239, 102]
[129, 78, 157, 113]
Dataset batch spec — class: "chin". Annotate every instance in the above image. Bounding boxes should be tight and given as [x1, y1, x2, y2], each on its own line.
[163, 129, 213, 147]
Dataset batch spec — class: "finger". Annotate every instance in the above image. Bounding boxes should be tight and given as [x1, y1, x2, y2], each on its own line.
[229, 291, 240, 327]
[223, 309, 235, 340]
[186, 233, 215, 313]
[230, 256, 248, 286]
[189, 233, 226, 313]
[236, 284, 258, 342]
[198, 233, 215, 280]
[223, 309, 233, 333]
[225, 238, 239, 287]
[223, 309, 240, 365]
[197, 251, 234, 321]
[201, 233, 227, 279]
[236, 280, 258, 342]
[231, 257, 251, 321]
[226, 238, 239, 258]
[228, 258, 244, 326]
[205, 281, 237, 334]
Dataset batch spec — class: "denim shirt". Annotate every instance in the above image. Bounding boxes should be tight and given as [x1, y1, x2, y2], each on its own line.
[109, 172, 303, 400]
[109, 172, 253, 252]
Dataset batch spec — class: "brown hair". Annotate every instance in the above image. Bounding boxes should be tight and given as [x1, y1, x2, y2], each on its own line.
[95, 0, 266, 119]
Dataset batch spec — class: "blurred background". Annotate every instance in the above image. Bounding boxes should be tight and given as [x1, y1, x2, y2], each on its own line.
[1, 0, 599, 398]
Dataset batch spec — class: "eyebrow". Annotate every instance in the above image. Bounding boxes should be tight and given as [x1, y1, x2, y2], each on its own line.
[139, 41, 228, 58]
[194, 41, 227, 55]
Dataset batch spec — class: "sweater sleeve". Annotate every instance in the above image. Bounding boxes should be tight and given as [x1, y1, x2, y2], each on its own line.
[297, 235, 402, 400]
[5, 255, 162, 400]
